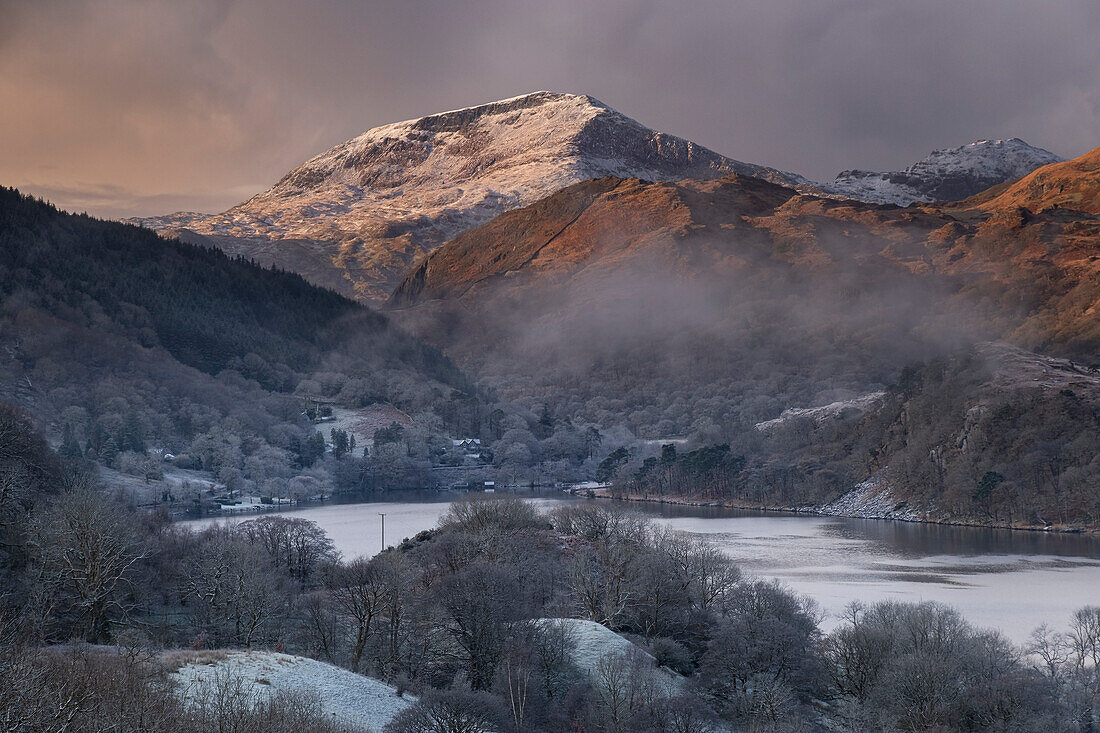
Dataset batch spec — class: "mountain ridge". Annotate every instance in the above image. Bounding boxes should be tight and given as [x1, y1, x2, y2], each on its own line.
[386, 150, 1100, 526]
[127, 92, 1069, 302]
[392, 149, 1100, 355]
[130, 91, 803, 301]
[820, 137, 1063, 205]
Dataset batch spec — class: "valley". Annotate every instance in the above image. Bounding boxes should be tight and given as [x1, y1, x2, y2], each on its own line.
[5, 5, 1100, 730]
[5, 96, 1098, 532]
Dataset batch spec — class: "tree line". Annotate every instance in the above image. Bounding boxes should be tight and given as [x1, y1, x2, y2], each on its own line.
[2, 410, 1098, 731]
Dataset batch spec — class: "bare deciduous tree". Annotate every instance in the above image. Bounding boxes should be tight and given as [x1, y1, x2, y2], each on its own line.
[237, 516, 338, 582]
[437, 564, 525, 691]
[328, 555, 391, 671]
[185, 528, 284, 648]
[29, 490, 147, 642]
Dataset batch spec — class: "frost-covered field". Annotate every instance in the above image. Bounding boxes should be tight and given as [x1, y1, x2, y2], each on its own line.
[545, 618, 686, 692]
[171, 651, 414, 732]
[166, 625, 683, 731]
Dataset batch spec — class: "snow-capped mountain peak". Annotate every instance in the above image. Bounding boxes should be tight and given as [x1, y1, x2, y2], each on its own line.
[131, 91, 803, 301]
[821, 137, 1063, 206]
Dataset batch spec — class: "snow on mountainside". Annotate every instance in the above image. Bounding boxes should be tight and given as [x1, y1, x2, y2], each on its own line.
[754, 392, 886, 433]
[130, 91, 804, 301]
[821, 138, 1063, 206]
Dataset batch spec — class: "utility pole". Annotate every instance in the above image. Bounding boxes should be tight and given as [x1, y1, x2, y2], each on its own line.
[378, 512, 386, 552]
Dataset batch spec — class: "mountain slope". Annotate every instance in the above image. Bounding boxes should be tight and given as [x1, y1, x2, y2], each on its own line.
[662, 341, 1100, 528]
[130, 92, 804, 301]
[963, 145, 1100, 214]
[0, 187, 474, 495]
[389, 150, 1100, 526]
[821, 138, 1063, 205]
[0, 188, 461, 385]
[393, 153, 1100, 363]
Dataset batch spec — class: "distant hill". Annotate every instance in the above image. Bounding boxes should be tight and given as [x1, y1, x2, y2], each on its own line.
[962, 145, 1100, 214]
[128, 91, 804, 301]
[819, 138, 1063, 205]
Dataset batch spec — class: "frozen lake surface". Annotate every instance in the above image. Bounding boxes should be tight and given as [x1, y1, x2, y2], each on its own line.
[181, 495, 1100, 643]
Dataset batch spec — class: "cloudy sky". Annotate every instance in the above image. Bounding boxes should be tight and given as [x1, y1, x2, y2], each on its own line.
[2, 0, 1098, 219]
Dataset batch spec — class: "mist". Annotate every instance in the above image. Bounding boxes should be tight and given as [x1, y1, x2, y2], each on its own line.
[395, 213, 997, 444]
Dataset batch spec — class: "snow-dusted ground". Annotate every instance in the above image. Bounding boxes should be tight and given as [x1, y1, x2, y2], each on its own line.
[641, 437, 690, 448]
[323, 405, 414, 453]
[547, 618, 645, 672]
[754, 392, 885, 433]
[820, 475, 924, 522]
[542, 618, 686, 692]
[96, 464, 223, 510]
[170, 651, 414, 732]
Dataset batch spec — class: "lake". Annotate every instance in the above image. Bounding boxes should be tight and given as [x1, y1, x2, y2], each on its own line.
[181, 495, 1100, 643]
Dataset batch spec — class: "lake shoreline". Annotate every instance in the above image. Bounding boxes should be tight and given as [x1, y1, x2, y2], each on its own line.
[593, 491, 1100, 536]
[178, 486, 568, 521]
[180, 493, 1100, 644]
[184, 485, 1098, 537]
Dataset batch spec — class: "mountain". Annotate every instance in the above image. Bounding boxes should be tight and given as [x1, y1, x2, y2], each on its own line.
[390, 149, 1100, 526]
[964, 144, 1100, 214]
[131, 91, 804, 301]
[820, 138, 1063, 206]
[392, 152, 1100, 363]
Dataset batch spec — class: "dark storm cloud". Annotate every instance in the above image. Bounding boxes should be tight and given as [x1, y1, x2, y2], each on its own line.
[2, 0, 1097, 218]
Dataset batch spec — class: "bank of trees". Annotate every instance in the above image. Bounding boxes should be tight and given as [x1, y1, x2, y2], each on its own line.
[2, 408, 1098, 730]
[607, 347, 1100, 529]
[4, 491, 1098, 729]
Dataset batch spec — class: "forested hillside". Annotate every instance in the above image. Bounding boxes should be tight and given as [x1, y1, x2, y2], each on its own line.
[0, 188, 478, 498]
[620, 343, 1100, 527]
[0, 187, 463, 381]
[0, 189, 621, 500]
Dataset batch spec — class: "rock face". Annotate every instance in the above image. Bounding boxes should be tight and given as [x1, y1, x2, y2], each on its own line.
[821, 138, 1063, 206]
[130, 91, 803, 301]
